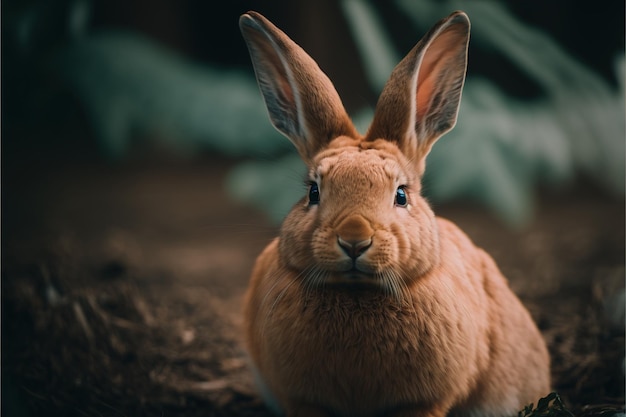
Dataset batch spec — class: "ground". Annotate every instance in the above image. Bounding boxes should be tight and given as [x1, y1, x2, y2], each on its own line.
[2, 153, 624, 416]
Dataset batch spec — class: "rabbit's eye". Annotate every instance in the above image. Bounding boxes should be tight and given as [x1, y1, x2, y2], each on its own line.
[308, 182, 320, 205]
[395, 186, 408, 207]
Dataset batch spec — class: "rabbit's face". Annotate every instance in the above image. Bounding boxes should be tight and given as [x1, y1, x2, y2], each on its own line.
[279, 137, 440, 295]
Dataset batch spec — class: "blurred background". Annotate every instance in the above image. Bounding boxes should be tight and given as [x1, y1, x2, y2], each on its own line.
[2, 1, 625, 416]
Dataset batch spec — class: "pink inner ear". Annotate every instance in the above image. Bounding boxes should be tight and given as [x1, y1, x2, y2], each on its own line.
[278, 76, 295, 106]
[415, 28, 464, 121]
[265, 44, 295, 106]
[416, 73, 436, 121]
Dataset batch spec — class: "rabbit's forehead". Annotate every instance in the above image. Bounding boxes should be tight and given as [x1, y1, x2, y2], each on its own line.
[314, 148, 408, 185]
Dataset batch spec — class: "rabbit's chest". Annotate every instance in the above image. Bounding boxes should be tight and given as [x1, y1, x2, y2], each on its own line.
[265, 287, 475, 412]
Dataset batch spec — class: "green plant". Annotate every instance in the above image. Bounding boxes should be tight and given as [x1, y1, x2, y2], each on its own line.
[518, 392, 575, 417]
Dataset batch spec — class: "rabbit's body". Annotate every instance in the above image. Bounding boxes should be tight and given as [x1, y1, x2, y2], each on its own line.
[240, 10, 550, 417]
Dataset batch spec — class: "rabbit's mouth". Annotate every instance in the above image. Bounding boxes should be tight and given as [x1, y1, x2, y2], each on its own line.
[319, 256, 381, 281]
[315, 264, 408, 296]
[323, 270, 403, 295]
[344, 267, 371, 280]
[329, 265, 378, 283]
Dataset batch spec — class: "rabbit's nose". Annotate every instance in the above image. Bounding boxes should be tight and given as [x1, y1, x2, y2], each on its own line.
[335, 214, 374, 260]
[337, 236, 372, 260]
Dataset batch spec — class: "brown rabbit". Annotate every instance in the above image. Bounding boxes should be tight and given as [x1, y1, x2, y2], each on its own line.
[239, 10, 550, 417]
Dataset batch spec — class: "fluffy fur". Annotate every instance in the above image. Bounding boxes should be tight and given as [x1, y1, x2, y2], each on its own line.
[240, 10, 550, 417]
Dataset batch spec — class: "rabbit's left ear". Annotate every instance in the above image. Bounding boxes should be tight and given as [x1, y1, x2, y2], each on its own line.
[365, 11, 470, 172]
[240, 11, 357, 164]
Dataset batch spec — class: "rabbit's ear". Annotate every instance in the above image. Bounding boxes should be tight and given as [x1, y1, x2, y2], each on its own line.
[365, 11, 470, 171]
[240, 12, 357, 163]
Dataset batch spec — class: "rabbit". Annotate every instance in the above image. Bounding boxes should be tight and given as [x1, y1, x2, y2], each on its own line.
[239, 10, 550, 417]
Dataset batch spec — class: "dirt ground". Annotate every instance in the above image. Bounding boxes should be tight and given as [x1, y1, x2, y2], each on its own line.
[2, 152, 624, 416]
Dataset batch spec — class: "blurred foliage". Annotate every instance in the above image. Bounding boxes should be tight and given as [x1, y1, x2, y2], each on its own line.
[55, 30, 288, 157]
[4, 0, 624, 225]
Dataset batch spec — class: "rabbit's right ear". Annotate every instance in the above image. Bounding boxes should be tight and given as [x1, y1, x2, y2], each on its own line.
[240, 12, 357, 164]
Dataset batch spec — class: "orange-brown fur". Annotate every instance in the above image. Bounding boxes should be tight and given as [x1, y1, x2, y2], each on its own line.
[240, 10, 550, 417]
